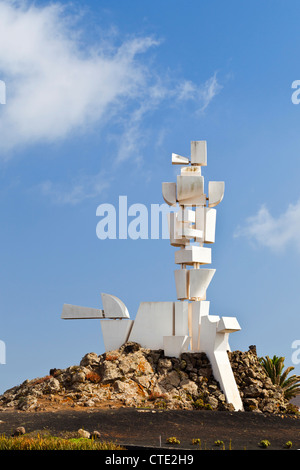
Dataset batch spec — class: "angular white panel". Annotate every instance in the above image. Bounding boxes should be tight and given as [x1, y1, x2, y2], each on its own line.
[168, 212, 189, 247]
[188, 301, 210, 351]
[177, 175, 204, 203]
[176, 226, 203, 240]
[162, 182, 177, 206]
[172, 153, 190, 165]
[217, 317, 241, 333]
[199, 315, 244, 411]
[174, 269, 189, 300]
[189, 268, 216, 300]
[101, 293, 130, 318]
[174, 301, 189, 335]
[61, 304, 104, 319]
[195, 206, 205, 243]
[177, 208, 196, 224]
[208, 181, 225, 207]
[179, 194, 207, 207]
[100, 319, 133, 352]
[163, 335, 190, 358]
[175, 246, 211, 265]
[180, 166, 201, 175]
[191, 141, 207, 166]
[204, 208, 217, 244]
[129, 302, 174, 350]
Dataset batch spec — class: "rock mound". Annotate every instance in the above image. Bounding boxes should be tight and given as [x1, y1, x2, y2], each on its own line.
[0, 343, 296, 414]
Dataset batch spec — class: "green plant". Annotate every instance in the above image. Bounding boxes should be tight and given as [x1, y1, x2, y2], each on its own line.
[284, 441, 292, 449]
[193, 398, 213, 410]
[192, 438, 201, 446]
[0, 435, 124, 450]
[259, 355, 300, 399]
[258, 439, 270, 448]
[166, 437, 180, 445]
[214, 440, 224, 448]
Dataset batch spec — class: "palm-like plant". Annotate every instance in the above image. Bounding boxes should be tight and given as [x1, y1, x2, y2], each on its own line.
[259, 355, 300, 400]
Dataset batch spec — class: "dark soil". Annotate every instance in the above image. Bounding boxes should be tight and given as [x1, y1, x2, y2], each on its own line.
[1, 407, 299, 451]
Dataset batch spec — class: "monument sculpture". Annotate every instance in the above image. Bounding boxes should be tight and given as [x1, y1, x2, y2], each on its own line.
[61, 141, 244, 411]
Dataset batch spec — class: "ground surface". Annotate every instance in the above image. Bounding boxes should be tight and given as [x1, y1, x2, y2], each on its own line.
[0, 407, 299, 451]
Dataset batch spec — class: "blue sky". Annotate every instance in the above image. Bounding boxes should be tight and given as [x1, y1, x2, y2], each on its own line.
[1, 0, 300, 393]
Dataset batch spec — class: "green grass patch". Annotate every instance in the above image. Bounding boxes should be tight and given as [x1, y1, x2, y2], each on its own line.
[0, 435, 124, 450]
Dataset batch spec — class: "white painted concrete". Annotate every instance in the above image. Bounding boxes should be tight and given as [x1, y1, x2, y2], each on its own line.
[208, 181, 225, 207]
[100, 319, 133, 352]
[163, 335, 190, 358]
[129, 302, 174, 350]
[162, 182, 177, 206]
[189, 268, 215, 300]
[101, 293, 130, 318]
[61, 304, 104, 319]
[175, 246, 211, 265]
[191, 140, 207, 166]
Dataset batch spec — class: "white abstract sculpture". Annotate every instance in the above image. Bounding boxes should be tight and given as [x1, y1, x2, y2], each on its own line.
[61, 140, 244, 411]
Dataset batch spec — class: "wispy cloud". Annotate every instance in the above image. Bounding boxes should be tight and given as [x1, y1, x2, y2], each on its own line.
[234, 199, 300, 253]
[176, 72, 222, 111]
[0, 1, 223, 204]
[37, 169, 111, 205]
[0, 1, 159, 155]
[114, 73, 222, 165]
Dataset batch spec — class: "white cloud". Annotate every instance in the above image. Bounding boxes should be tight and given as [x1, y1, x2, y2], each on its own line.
[38, 170, 111, 205]
[0, 1, 159, 154]
[176, 73, 222, 111]
[114, 74, 222, 165]
[234, 200, 300, 253]
[0, 1, 223, 203]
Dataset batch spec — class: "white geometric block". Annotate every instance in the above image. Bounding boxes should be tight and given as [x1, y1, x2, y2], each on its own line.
[174, 301, 189, 335]
[168, 212, 189, 247]
[100, 319, 133, 352]
[180, 166, 201, 175]
[195, 206, 205, 230]
[177, 208, 196, 224]
[188, 300, 210, 351]
[191, 141, 207, 166]
[162, 182, 177, 206]
[208, 181, 225, 207]
[189, 268, 216, 300]
[176, 226, 203, 240]
[172, 153, 189, 165]
[204, 208, 217, 244]
[101, 293, 130, 318]
[177, 175, 204, 203]
[179, 194, 207, 207]
[174, 269, 189, 300]
[163, 335, 190, 358]
[61, 304, 104, 319]
[175, 246, 211, 265]
[128, 302, 174, 350]
[189, 300, 210, 351]
[217, 317, 241, 333]
[199, 315, 244, 411]
[188, 302, 200, 351]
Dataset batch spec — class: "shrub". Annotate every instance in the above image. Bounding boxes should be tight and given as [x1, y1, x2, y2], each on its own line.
[166, 437, 180, 445]
[259, 439, 271, 448]
[214, 440, 224, 447]
[0, 435, 124, 450]
[192, 438, 201, 446]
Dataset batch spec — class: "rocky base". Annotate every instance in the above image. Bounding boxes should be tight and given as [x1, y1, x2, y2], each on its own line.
[0, 343, 298, 415]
